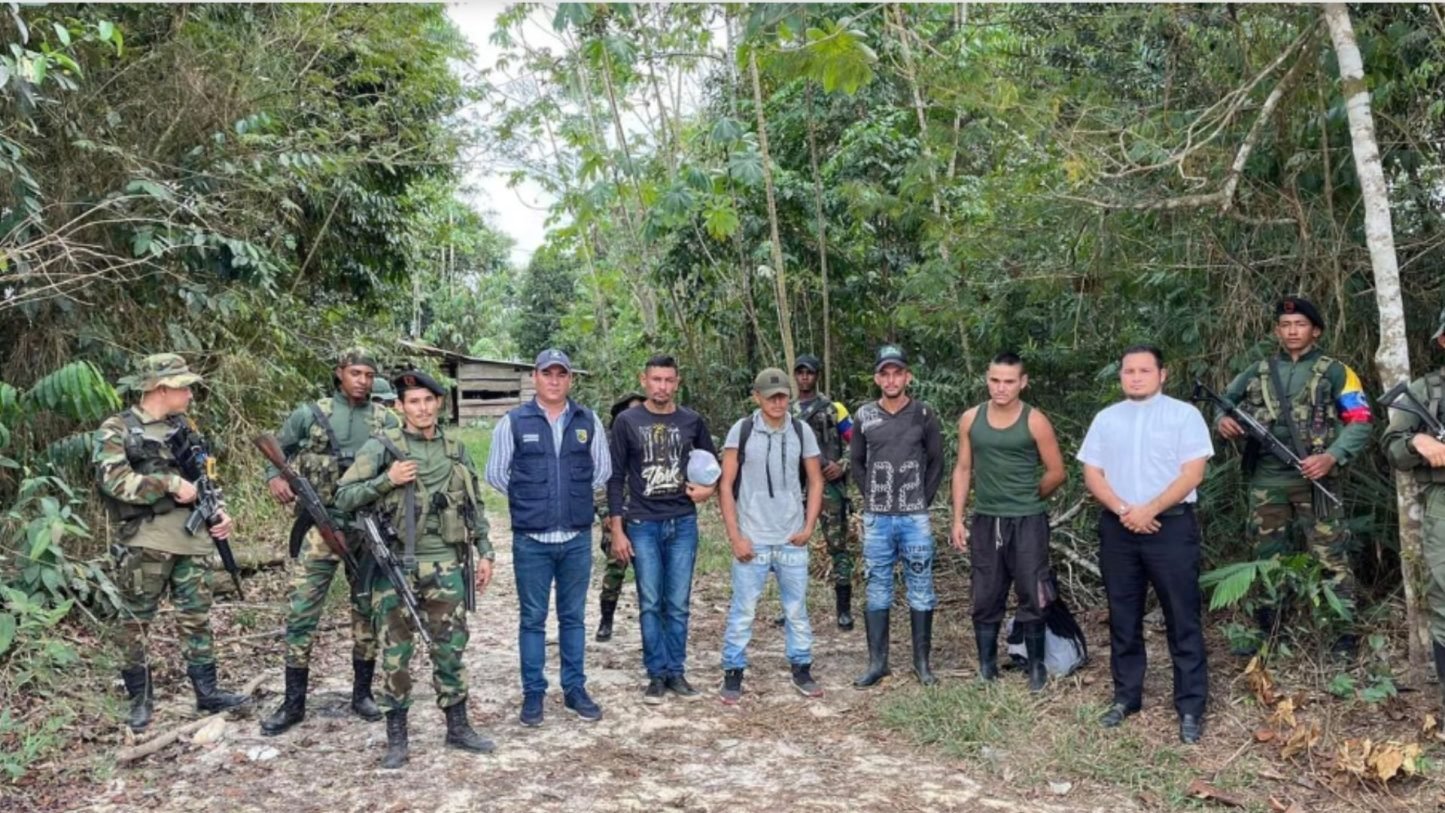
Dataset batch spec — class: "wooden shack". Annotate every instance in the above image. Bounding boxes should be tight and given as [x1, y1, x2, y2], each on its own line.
[398, 340, 536, 424]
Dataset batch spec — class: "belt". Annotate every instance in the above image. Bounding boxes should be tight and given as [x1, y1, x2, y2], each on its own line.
[1157, 503, 1194, 518]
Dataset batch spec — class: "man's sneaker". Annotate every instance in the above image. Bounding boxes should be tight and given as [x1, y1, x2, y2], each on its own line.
[520, 691, 544, 727]
[643, 677, 667, 705]
[791, 663, 823, 698]
[564, 688, 602, 722]
[664, 675, 700, 698]
[719, 669, 744, 705]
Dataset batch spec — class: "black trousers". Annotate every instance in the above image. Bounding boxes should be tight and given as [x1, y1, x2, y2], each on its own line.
[970, 513, 1052, 626]
[1099, 508, 1208, 717]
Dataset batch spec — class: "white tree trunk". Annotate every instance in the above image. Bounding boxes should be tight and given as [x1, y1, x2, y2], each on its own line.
[1323, 4, 1427, 671]
[749, 49, 797, 378]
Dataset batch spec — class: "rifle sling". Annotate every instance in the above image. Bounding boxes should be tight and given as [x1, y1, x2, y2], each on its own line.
[1267, 360, 1311, 460]
[374, 434, 417, 570]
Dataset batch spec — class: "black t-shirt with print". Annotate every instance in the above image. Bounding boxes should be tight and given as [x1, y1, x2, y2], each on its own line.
[607, 404, 717, 521]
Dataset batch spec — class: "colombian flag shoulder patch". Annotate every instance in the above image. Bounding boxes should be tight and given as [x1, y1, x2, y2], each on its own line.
[1336, 367, 1371, 424]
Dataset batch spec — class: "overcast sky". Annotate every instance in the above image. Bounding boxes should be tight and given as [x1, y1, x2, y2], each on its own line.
[448, 1, 553, 268]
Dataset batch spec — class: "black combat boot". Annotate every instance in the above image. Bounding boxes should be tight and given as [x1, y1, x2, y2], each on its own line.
[836, 584, 854, 631]
[120, 666, 153, 732]
[974, 623, 1001, 682]
[1434, 640, 1445, 710]
[910, 609, 938, 686]
[443, 700, 495, 754]
[381, 708, 408, 770]
[1023, 621, 1048, 693]
[187, 663, 252, 713]
[351, 659, 382, 721]
[853, 610, 891, 688]
[596, 598, 617, 642]
[260, 666, 308, 735]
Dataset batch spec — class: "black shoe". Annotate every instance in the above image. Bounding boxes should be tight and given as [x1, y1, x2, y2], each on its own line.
[351, 659, 382, 722]
[443, 701, 495, 754]
[381, 709, 408, 770]
[120, 666, 153, 733]
[974, 623, 1000, 682]
[836, 585, 854, 631]
[773, 612, 786, 628]
[595, 598, 617, 642]
[910, 609, 937, 686]
[664, 675, 700, 698]
[520, 691, 544, 727]
[187, 663, 252, 713]
[1434, 640, 1445, 710]
[1099, 702, 1139, 728]
[564, 687, 602, 722]
[1179, 714, 1204, 744]
[260, 666, 308, 736]
[791, 662, 823, 697]
[854, 610, 891, 688]
[1023, 621, 1047, 693]
[643, 677, 667, 705]
[719, 669, 744, 705]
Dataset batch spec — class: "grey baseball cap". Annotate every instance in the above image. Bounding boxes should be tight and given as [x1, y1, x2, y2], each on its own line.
[534, 348, 572, 372]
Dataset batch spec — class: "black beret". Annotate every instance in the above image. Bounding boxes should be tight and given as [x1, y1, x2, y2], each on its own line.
[1274, 296, 1324, 330]
[392, 369, 446, 398]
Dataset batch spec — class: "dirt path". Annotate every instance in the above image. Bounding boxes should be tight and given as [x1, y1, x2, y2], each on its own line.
[77, 518, 1128, 813]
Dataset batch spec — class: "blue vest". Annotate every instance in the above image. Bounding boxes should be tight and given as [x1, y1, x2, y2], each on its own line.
[506, 399, 596, 533]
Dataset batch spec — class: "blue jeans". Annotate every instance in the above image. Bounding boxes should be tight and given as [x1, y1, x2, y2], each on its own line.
[720, 543, 813, 670]
[512, 531, 592, 695]
[862, 512, 936, 612]
[627, 515, 698, 679]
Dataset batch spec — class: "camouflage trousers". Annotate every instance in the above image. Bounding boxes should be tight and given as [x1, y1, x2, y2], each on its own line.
[114, 547, 215, 669]
[281, 529, 377, 668]
[598, 520, 631, 604]
[818, 481, 854, 586]
[1421, 486, 1445, 647]
[373, 558, 469, 713]
[1248, 481, 1356, 600]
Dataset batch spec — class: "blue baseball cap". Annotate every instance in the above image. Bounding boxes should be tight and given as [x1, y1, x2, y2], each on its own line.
[534, 348, 572, 373]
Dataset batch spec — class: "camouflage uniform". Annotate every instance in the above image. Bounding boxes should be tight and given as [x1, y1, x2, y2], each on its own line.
[1383, 307, 1445, 696]
[260, 348, 400, 736]
[334, 378, 495, 767]
[595, 393, 643, 642]
[794, 389, 856, 629]
[94, 353, 250, 731]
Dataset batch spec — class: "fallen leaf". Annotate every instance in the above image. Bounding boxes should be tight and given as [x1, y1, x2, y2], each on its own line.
[1186, 778, 1244, 807]
[1267, 697, 1296, 729]
[1422, 713, 1439, 737]
[1256, 767, 1286, 781]
[1279, 721, 1320, 760]
[1244, 656, 1277, 706]
[1048, 780, 1072, 796]
[1254, 728, 1277, 743]
[191, 716, 226, 745]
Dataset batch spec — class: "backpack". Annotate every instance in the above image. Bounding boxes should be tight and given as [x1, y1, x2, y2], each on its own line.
[1005, 582, 1089, 677]
[732, 415, 808, 499]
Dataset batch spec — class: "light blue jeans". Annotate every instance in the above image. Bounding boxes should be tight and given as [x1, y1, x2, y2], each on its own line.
[721, 543, 813, 670]
[862, 512, 937, 612]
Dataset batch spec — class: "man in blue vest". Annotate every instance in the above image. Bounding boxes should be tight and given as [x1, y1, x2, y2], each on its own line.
[486, 349, 612, 727]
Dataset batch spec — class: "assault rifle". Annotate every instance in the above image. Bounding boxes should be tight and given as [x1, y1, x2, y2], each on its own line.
[1192, 379, 1341, 508]
[1378, 382, 1445, 441]
[457, 496, 480, 613]
[168, 418, 245, 597]
[357, 512, 433, 648]
[252, 433, 358, 574]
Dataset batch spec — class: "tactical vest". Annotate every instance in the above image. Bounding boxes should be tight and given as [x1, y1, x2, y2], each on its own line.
[294, 397, 391, 505]
[99, 411, 181, 537]
[1243, 356, 1336, 456]
[796, 395, 842, 464]
[370, 427, 480, 549]
[506, 400, 596, 533]
[1416, 371, 1445, 485]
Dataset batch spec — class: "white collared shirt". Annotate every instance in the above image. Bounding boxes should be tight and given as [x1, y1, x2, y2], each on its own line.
[1077, 393, 1214, 506]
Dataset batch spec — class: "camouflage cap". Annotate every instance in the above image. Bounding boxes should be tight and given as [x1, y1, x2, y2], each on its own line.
[336, 347, 378, 371]
[370, 378, 397, 403]
[133, 353, 202, 392]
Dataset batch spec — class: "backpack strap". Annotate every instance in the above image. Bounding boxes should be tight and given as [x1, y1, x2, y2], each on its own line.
[1425, 371, 1444, 422]
[1257, 359, 1280, 420]
[373, 431, 417, 570]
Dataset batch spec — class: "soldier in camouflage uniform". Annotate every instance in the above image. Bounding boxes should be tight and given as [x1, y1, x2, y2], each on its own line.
[1383, 306, 1445, 706]
[370, 377, 397, 408]
[793, 355, 857, 630]
[335, 370, 495, 770]
[1215, 297, 1373, 656]
[95, 354, 252, 732]
[595, 392, 644, 642]
[259, 349, 400, 736]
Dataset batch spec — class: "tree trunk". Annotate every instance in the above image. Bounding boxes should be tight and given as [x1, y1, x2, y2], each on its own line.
[749, 49, 796, 379]
[1323, 3, 1426, 672]
[804, 84, 832, 395]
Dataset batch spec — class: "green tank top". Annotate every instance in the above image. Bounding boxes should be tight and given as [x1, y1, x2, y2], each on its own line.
[969, 402, 1046, 517]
